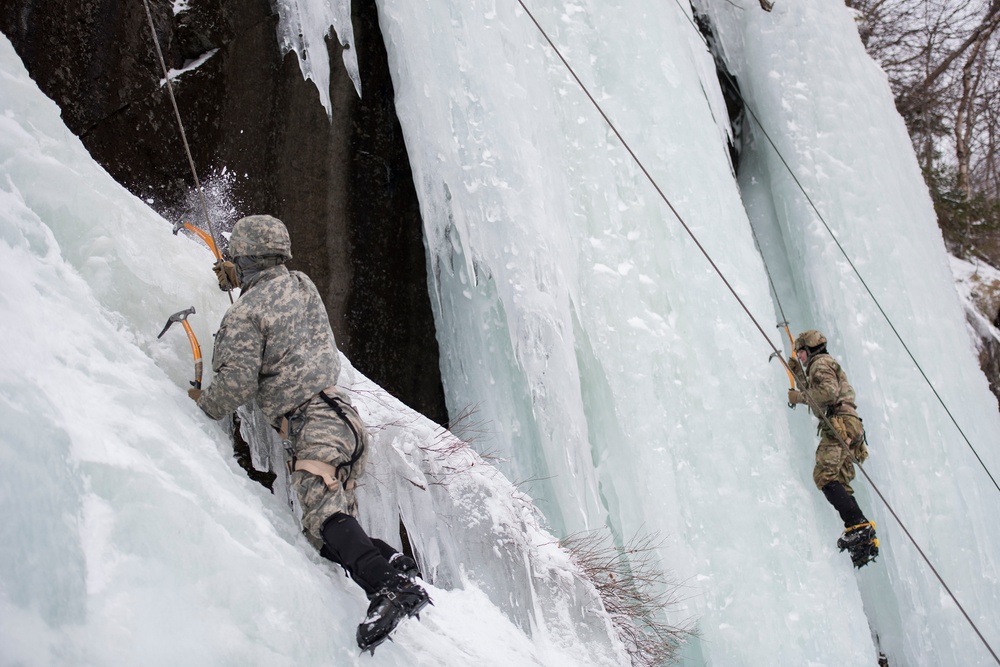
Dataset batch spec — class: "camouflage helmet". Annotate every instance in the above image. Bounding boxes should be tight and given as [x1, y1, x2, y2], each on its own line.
[794, 329, 827, 352]
[229, 215, 292, 260]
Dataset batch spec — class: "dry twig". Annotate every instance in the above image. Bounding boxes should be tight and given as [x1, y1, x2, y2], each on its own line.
[561, 529, 696, 666]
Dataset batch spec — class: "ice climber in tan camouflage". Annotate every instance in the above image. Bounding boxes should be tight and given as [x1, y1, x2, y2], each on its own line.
[787, 330, 880, 568]
[188, 214, 429, 650]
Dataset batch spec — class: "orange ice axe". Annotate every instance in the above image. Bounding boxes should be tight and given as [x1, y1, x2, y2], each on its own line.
[158, 306, 203, 389]
[173, 220, 222, 260]
[768, 321, 799, 408]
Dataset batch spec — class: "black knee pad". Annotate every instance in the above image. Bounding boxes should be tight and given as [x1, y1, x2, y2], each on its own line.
[320, 513, 398, 595]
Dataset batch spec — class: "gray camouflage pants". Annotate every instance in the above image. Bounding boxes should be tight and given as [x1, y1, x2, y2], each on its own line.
[288, 392, 370, 549]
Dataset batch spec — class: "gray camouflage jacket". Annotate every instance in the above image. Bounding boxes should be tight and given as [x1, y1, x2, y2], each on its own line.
[196, 265, 346, 425]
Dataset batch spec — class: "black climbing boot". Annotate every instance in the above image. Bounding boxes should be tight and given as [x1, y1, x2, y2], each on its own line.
[371, 538, 422, 580]
[388, 552, 421, 580]
[837, 521, 879, 568]
[356, 576, 431, 654]
[320, 514, 430, 652]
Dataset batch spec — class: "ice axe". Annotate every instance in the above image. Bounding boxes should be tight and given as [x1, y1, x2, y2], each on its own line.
[172, 220, 234, 304]
[769, 320, 798, 408]
[173, 220, 222, 261]
[158, 307, 203, 389]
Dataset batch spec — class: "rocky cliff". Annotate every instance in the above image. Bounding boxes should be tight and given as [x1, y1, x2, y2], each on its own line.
[1, 0, 447, 423]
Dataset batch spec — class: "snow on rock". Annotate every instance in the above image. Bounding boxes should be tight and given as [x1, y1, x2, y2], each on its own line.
[951, 254, 1000, 345]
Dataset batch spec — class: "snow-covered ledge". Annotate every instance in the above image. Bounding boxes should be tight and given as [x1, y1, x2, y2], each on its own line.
[951, 254, 1000, 410]
[235, 355, 630, 665]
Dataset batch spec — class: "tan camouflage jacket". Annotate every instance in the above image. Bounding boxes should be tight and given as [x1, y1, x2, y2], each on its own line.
[800, 353, 858, 417]
[196, 265, 344, 425]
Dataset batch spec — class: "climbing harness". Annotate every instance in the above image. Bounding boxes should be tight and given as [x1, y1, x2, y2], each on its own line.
[292, 459, 356, 492]
[279, 389, 366, 492]
[141, 0, 233, 303]
[514, 2, 1000, 661]
[319, 390, 367, 484]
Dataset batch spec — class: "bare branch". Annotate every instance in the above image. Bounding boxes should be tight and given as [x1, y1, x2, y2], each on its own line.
[896, 2, 1000, 117]
[561, 529, 697, 666]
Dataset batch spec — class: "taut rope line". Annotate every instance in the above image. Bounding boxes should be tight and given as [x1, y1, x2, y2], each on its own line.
[141, 0, 232, 303]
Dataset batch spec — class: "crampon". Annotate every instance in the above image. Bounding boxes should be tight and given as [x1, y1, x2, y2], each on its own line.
[837, 521, 879, 568]
[357, 579, 431, 655]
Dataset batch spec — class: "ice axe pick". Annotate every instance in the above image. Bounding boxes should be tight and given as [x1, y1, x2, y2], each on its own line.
[172, 220, 234, 304]
[158, 306, 203, 389]
[172, 220, 222, 261]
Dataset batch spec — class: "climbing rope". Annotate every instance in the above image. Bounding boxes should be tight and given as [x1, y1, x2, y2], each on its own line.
[141, 0, 233, 304]
[746, 219, 798, 390]
[513, 1, 1000, 662]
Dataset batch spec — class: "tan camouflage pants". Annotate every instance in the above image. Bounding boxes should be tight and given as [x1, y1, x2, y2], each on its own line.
[812, 414, 867, 494]
[289, 392, 370, 549]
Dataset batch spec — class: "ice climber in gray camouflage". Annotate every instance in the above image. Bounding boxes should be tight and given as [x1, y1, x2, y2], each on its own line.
[787, 329, 879, 567]
[188, 214, 429, 650]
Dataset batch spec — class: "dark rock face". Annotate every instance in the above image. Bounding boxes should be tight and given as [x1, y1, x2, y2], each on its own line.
[1, 0, 447, 423]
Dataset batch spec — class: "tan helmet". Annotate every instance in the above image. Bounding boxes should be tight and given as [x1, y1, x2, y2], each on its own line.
[229, 214, 292, 260]
[794, 329, 827, 352]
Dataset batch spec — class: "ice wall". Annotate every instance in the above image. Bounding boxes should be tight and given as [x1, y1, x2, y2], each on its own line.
[373, 0, 888, 663]
[699, 1, 1000, 663]
[0, 34, 625, 667]
[376, 0, 1000, 664]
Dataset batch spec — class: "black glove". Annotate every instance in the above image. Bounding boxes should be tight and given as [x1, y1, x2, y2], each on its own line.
[213, 260, 239, 291]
